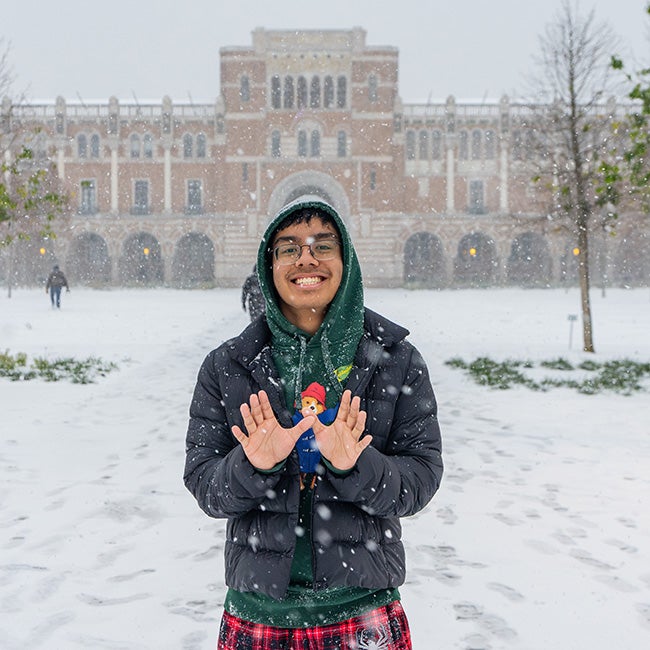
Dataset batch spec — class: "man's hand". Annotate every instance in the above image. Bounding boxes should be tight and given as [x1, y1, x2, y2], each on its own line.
[232, 390, 315, 471]
[307, 390, 371, 472]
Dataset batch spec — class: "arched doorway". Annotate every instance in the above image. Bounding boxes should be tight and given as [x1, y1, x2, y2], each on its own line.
[67, 232, 111, 285]
[120, 232, 164, 285]
[454, 232, 498, 286]
[172, 232, 215, 288]
[403, 232, 447, 288]
[506, 232, 552, 287]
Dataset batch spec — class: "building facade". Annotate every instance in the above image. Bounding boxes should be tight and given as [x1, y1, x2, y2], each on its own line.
[1, 28, 648, 288]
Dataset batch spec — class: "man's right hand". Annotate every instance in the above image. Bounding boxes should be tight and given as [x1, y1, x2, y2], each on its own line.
[232, 390, 315, 470]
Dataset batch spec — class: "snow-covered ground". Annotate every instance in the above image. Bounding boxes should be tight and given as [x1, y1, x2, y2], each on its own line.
[1, 287, 649, 650]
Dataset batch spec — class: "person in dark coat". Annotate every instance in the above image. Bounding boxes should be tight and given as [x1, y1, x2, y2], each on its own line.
[45, 265, 70, 309]
[241, 264, 265, 321]
[184, 196, 443, 650]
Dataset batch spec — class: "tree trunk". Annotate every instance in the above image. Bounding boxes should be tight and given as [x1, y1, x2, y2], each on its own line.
[577, 224, 594, 352]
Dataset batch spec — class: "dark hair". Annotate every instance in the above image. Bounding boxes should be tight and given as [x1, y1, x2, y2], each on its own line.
[271, 208, 339, 242]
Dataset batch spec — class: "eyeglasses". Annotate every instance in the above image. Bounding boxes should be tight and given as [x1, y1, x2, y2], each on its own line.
[272, 238, 341, 265]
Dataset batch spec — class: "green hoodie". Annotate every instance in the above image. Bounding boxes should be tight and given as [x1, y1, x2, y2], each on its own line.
[224, 197, 398, 627]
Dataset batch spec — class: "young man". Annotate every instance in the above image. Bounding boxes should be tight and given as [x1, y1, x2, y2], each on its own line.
[184, 196, 443, 650]
[45, 264, 70, 309]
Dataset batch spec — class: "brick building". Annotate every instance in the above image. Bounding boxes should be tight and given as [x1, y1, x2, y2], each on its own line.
[1, 28, 648, 288]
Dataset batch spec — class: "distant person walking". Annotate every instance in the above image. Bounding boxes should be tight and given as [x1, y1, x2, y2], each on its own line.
[241, 265, 265, 321]
[45, 265, 70, 309]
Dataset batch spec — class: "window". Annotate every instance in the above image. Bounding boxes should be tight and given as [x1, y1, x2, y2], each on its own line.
[130, 134, 140, 158]
[337, 76, 346, 108]
[183, 134, 193, 158]
[283, 76, 294, 109]
[418, 130, 429, 160]
[406, 130, 416, 160]
[77, 134, 87, 158]
[469, 180, 485, 214]
[431, 130, 442, 160]
[368, 74, 378, 103]
[310, 76, 321, 108]
[324, 76, 334, 108]
[458, 130, 468, 160]
[90, 134, 100, 158]
[240, 75, 250, 102]
[271, 130, 281, 158]
[196, 133, 206, 158]
[187, 180, 202, 214]
[310, 130, 320, 157]
[143, 133, 153, 159]
[471, 130, 482, 160]
[133, 180, 149, 214]
[512, 130, 523, 160]
[485, 130, 496, 159]
[370, 169, 376, 190]
[297, 130, 308, 157]
[242, 163, 249, 187]
[337, 131, 347, 157]
[80, 179, 96, 215]
[297, 76, 308, 109]
[271, 75, 281, 109]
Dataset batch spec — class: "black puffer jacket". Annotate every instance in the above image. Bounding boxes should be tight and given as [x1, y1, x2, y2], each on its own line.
[184, 308, 443, 600]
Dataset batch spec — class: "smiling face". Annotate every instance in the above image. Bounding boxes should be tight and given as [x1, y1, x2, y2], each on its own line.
[271, 216, 343, 335]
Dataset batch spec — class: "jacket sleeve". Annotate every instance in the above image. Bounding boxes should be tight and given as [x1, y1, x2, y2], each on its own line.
[324, 344, 443, 518]
[183, 350, 287, 518]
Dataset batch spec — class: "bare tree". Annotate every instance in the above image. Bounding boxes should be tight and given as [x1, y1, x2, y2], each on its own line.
[526, 1, 619, 352]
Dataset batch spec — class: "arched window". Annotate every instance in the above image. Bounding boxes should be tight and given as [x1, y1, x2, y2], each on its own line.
[283, 76, 294, 109]
[297, 130, 307, 157]
[183, 133, 193, 158]
[196, 133, 206, 158]
[471, 130, 482, 160]
[297, 76, 308, 109]
[310, 130, 320, 157]
[458, 130, 468, 160]
[337, 130, 347, 157]
[368, 74, 378, 103]
[336, 76, 346, 108]
[90, 134, 100, 158]
[310, 76, 321, 108]
[485, 130, 496, 159]
[418, 130, 429, 160]
[271, 75, 281, 109]
[271, 130, 281, 158]
[77, 134, 87, 158]
[406, 130, 416, 160]
[143, 133, 153, 159]
[240, 75, 250, 103]
[431, 130, 442, 160]
[323, 76, 334, 108]
[130, 133, 140, 158]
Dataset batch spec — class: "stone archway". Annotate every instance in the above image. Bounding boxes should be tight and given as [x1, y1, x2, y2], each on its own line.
[506, 231, 552, 287]
[403, 232, 447, 288]
[454, 232, 498, 287]
[67, 232, 112, 286]
[120, 232, 164, 285]
[267, 171, 352, 228]
[171, 232, 215, 288]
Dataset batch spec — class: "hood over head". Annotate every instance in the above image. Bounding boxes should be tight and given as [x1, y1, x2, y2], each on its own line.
[256, 195, 365, 409]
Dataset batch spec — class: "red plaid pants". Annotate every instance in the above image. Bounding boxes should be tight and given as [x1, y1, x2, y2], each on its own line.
[217, 599, 412, 650]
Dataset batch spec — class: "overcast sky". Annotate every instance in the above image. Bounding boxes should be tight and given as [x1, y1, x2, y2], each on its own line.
[3, 0, 648, 104]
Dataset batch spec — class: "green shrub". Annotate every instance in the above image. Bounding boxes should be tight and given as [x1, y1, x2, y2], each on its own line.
[0, 351, 118, 383]
[446, 356, 650, 395]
